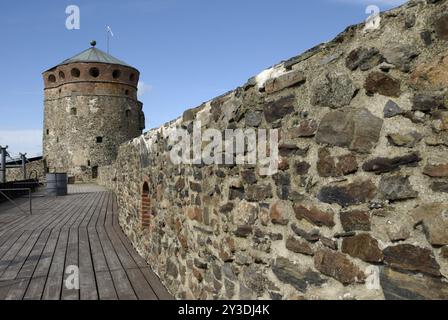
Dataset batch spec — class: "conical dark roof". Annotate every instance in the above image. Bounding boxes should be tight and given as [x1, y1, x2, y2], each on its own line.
[57, 46, 131, 67]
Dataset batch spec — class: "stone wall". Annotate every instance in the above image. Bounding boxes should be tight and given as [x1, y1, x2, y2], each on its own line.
[5, 159, 45, 182]
[98, 0, 448, 300]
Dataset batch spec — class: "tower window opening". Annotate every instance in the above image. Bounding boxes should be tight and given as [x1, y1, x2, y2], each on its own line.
[129, 73, 135, 82]
[89, 67, 100, 78]
[92, 166, 98, 179]
[112, 70, 121, 79]
[71, 68, 80, 77]
[126, 110, 131, 118]
[87, 160, 91, 166]
[96, 136, 103, 143]
[59, 71, 65, 79]
[48, 74, 56, 83]
[70, 107, 77, 115]
[46, 129, 49, 135]
[125, 90, 130, 96]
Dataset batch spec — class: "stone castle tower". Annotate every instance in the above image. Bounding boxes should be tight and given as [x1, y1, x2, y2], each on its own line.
[42, 41, 145, 182]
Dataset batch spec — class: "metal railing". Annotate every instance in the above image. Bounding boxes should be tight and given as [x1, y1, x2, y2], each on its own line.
[0, 188, 32, 215]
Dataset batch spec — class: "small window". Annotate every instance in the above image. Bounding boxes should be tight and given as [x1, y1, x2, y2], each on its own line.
[96, 136, 103, 143]
[46, 129, 49, 135]
[48, 74, 56, 83]
[71, 68, 80, 77]
[129, 73, 135, 82]
[58, 89, 62, 94]
[56, 137, 59, 143]
[87, 160, 91, 166]
[59, 71, 65, 79]
[126, 110, 131, 118]
[112, 70, 121, 79]
[92, 166, 98, 179]
[89, 67, 100, 78]
[70, 107, 77, 115]
[125, 90, 130, 96]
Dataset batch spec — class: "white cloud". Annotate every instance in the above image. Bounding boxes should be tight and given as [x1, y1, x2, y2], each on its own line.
[0, 129, 42, 158]
[137, 81, 153, 98]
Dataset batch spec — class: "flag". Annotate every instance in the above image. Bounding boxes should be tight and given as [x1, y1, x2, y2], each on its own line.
[107, 26, 114, 37]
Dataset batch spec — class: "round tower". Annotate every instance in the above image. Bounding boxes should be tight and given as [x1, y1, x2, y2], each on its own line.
[42, 41, 145, 182]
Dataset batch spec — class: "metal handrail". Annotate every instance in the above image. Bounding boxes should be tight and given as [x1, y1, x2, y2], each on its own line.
[0, 188, 32, 215]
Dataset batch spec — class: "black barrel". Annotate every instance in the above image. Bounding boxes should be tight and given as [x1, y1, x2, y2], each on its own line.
[46, 173, 68, 196]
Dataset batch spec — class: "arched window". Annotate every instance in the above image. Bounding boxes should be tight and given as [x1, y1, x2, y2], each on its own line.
[71, 68, 80, 77]
[141, 182, 151, 228]
[89, 67, 100, 78]
[112, 70, 121, 79]
[48, 74, 56, 83]
[70, 107, 77, 115]
[59, 71, 65, 79]
[129, 73, 135, 82]
[125, 109, 131, 118]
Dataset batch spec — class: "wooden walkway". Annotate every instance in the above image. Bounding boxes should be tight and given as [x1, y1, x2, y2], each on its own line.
[0, 184, 172, 300]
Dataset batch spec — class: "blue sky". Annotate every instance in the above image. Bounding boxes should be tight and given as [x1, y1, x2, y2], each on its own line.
[0, 0, 407, 157]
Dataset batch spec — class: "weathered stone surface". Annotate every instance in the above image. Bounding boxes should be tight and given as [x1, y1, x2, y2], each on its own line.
[264, 95, 296, 123]
[387, 223, 411, 242]
[314, 249, 365, 285]
[234, 225, 253, 238]
[278, 144, 308, 157]
[310, 72, 357, 108]
[270, 201, 291, 225]
[246, 184, 272, 202]
[319, 236, 338, 250]
[342, 234, 384, 263]
[383, 244, 441, 277]
[431, 182, 448, 193]
[290, 119, 318, 137]
[412, 93, 445, 112]
[286, 237, 314, 256]
[362, 152, 421, 174]
[384, 100, 403, 118]
[410, 50, 448, 90]
[265, 70, 306, 93]
[316, 109, 383, 153]
[241, 170, 257, 184]
[423, 164, 448, 177]
[317, 148, 358, 177]
[364, 72, 401, 97]
[380, 267, 448, 300]
[293, 205, 335, 227]
[345, 47, 383, 71]
[441, 246, 448, 259]
[434, 14, 448, 41]
[411, 203, 448, 246]
[382, 44, 418, 73]
[379, 175, 418, 201]
[317, 180, 376, 207]
[166, 258, 179, 278]
[186, 207, 203, 222]
[245, 112, 262, 127]
[291, 224, 320, 242]
[295, 161, 311, 175]
[340, 210, 371, 232]
[387, 131, 422, 148]
[272, 257, 326, 292]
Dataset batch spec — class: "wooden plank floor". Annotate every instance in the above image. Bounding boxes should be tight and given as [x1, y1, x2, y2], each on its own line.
[0, 184, 173, 300]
